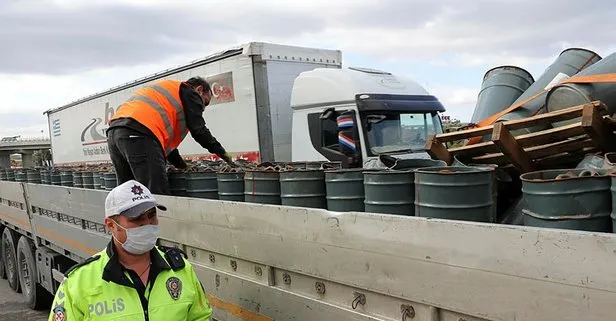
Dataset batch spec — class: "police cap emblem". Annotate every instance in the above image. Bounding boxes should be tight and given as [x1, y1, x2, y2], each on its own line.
[166, 276, 182, 300]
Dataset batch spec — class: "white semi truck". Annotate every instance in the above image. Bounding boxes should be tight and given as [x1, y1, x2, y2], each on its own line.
[0, 42, 614, 321]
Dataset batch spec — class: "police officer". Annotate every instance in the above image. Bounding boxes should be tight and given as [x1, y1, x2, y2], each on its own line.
[107, 76, 234, 195]
[48, 180, 212, 321]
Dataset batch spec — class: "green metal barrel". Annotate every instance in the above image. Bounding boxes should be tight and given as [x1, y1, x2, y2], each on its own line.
[60, 171, 73, 187]
[364, 170, 415, 215]
[82, 172, 95, 189]
[609, 173, 616, 233]
[280, 169, 326, 208]
[521, 168, 611, 232]
[6, 169, 15, 182]
[185, 171, 218, 199]
[414, 166, 496, 222]
[26, 169, 41, 184]
[15, 170, 26, 183]
[51, 171, 61, 185]
[39, 169, 48, 184]
[325, 168, 368, 212]
[217, 172, 245, 202]
[244, 170, 281, 205]
[72, 172, 83, 188]
[91, 172, 101, 189]
[98, 171, 106, 190]
[103, 172, 117, 191]
[168, 172, 188, 197]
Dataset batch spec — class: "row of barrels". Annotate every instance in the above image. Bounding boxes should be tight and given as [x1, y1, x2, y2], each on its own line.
[0, 168, 118, 190]
[3, 160, 614, 232]
[0, 161, 498, 223]
[170, 162, 498, 223]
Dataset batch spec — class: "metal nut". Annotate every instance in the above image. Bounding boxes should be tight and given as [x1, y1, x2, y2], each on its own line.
[315, 281, 326, 295]
[209, 254, 216, 263]
[190, 249, 196, 258]
[255, 266, 263, 277]
[282, 273, 291, 285]
[230, 260, 237, 271]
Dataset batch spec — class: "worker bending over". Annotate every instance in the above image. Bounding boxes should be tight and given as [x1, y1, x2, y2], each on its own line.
[48, 180, 212, 321]
[106, 76, 232, 195]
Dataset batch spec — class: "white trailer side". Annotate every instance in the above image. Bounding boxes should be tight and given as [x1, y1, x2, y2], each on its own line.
[44, 42, 341, 166]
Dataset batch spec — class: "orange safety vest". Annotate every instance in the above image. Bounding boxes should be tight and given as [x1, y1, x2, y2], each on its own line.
[111, 79, 190, 155]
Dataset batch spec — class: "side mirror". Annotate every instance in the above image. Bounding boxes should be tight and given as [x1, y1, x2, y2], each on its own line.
[319, 107, 338, 120]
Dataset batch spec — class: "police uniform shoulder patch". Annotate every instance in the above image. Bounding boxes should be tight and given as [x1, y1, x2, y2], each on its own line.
[166, 276, 182, 300]
[53, 305, 66, 321]
[65, 254, 101, 277]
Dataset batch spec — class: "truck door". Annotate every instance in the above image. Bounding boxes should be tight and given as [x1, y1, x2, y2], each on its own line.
[305, 108, 362, 168]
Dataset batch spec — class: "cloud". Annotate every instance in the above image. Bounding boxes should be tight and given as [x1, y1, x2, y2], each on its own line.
[0, 1, 327, 74]
[3, 0, 615, 75]
[429, 85, 479, 121]
[1, 0, 615, 130]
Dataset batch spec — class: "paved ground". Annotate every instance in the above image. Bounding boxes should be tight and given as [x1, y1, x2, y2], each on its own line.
[0, 278, 49, 321]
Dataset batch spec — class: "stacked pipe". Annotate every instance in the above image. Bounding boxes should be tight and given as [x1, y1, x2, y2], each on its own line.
[545, 51, 616, 127]
[495, 48, 602, 135]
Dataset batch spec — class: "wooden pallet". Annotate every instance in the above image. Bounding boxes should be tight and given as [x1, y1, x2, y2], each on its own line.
[425, 101, 616, 173]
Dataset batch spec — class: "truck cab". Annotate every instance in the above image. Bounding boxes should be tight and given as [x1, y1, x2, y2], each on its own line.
[290, 67, 446, 167]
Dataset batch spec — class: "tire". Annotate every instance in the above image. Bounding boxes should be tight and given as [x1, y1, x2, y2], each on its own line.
[17, 236, 52, 310]
[2, 228, 20, 292]
[0, 226, 6, 279]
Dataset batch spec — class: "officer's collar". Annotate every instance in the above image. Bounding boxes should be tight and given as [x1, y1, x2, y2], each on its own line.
[102, 239, 171, 285]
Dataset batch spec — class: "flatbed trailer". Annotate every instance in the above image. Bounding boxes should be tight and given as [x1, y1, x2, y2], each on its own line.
[0, 180, 614, 321]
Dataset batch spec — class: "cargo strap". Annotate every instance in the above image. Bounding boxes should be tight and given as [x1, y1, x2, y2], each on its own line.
[466, 73, 616, 145]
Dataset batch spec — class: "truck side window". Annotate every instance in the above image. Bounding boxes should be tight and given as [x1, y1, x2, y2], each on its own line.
[321, 117, 338, 149]
[307, 111, 349, 150]
[306, 111, 355, 168]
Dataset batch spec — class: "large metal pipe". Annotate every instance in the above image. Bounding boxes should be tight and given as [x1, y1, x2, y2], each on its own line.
[546, 51, 616, 127]
[497, 48, 601, 135]
[471, 65, 534, 124]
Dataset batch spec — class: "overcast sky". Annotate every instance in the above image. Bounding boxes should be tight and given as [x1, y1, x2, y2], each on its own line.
[1, 0, 615, 138]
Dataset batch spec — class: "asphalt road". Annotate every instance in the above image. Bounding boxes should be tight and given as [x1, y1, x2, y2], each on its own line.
[0, 278, 49, 321]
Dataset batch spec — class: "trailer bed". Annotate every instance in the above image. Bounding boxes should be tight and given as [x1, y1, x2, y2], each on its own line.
[0, 182, 614, 321]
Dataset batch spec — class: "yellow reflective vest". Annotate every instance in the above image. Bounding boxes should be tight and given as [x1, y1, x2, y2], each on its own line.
[48, 242, 212, 321]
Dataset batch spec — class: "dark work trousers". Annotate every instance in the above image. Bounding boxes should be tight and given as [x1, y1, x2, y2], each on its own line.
[106, 127, 170, 195]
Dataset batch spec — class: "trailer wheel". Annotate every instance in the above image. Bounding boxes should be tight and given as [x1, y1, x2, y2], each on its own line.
[0, 226, 5, 279]
[17, 236, 51, 310]
[2, 228, 20, 292]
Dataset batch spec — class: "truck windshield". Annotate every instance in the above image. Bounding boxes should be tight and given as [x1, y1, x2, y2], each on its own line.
[362, 112, 442, 155]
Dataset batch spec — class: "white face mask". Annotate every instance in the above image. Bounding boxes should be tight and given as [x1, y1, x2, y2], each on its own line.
[114, 223, 160, 255]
